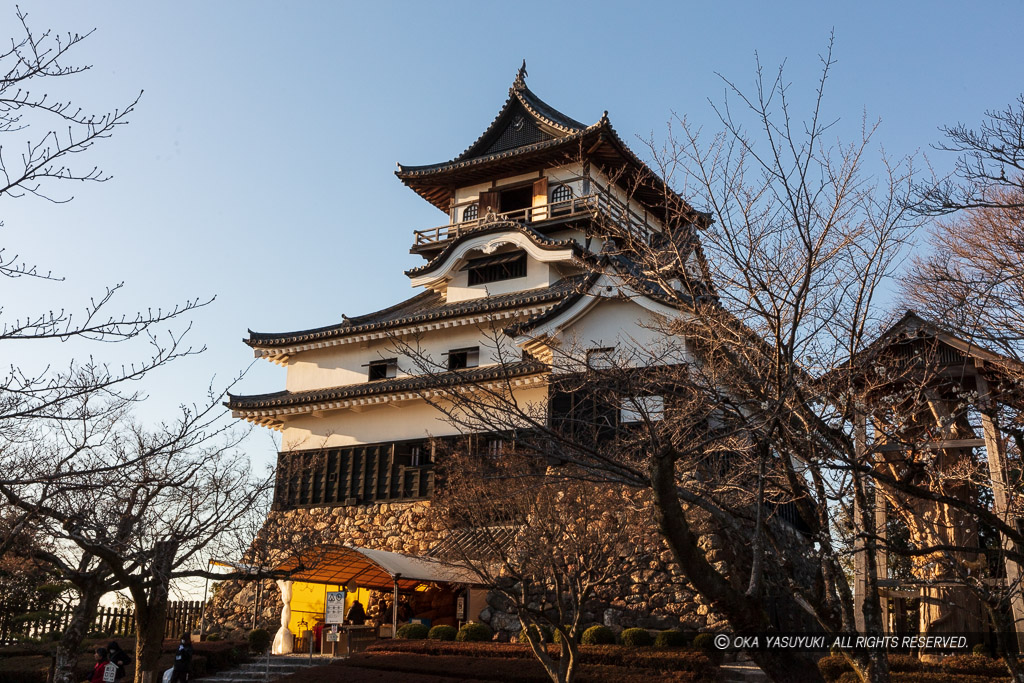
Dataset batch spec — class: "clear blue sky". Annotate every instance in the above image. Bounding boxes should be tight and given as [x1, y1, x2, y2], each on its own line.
[5, 0, 1022, 473]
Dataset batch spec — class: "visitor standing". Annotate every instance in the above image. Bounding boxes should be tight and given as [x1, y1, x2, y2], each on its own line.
[169, 635, 193, 683]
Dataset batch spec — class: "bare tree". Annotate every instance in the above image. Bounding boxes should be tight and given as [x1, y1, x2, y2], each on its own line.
[431, 450, 642, 683]
[0, 394, 274, 683]
[0, 9, 222, 680]
[918, 96, 1024, 214]
[391, 39, 931, 683]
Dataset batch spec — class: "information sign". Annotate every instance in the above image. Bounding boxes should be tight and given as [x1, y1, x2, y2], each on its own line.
[325, 591, 346, 624]
[102, 662, 118, 683]
[456, 596, 465, 620]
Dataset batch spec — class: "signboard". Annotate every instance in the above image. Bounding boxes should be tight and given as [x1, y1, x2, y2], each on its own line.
[456, 596, 465, 620]
[325, 591, 346, 624]
[102, 662, 118, 683]
[326, 631, 341, 642]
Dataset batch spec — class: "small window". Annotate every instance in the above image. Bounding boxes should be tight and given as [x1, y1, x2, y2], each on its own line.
[367, 358, 397, 381]
[462, 203, 479, 221]
[586, 347, 615, 369]
[410, 445, 424, 467]
[467, 252, 527, 286]
[487, 439, 505, 458]
[550, 184, 573, 216]
[620, 395, 665, 423]
[550, 184, 573, 204]
[446, 347, 479, 371]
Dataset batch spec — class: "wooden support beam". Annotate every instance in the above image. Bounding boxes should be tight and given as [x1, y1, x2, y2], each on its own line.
[976, 371, 1024, 651]
[853, 415, 868, 634]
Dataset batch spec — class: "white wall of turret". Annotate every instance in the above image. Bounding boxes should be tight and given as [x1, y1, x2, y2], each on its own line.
[285, 324, 522, 394]
[279, 385, 549, 449]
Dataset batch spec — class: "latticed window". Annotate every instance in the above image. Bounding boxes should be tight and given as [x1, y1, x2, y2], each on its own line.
[550, 184, 573, 204]
[462, 203, 479, 221]
[550, 184, 573, 216]
[467, 252, 527, 285]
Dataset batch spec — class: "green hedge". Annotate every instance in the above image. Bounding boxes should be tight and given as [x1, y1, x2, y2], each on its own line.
[248, 628, 271, 653]
[819, 654, 1010, 683]
[581, 625, 616, 645]
[396, 623, 430, 640]
[428, 625, 457, 641]
[620, 628, 653, 647]
[552, 626, 575, 644]
[456, 622, 493, 642]
[654, 629, 688, 648]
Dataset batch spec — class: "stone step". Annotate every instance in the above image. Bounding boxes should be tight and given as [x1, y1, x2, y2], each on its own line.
[721, 663, 769, 683]
[196, 656, 340, 682]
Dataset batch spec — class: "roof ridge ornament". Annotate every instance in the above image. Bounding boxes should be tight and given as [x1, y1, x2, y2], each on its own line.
[514, 59, 528, 89]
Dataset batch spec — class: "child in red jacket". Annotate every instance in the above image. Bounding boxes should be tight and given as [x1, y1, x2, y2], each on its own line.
[87, 647, 110, 683]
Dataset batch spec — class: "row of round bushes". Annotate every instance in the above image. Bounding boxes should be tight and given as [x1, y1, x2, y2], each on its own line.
[396, 622, 493, 642]
[518, 625, 692, 648]
[397, 622, 709, 649]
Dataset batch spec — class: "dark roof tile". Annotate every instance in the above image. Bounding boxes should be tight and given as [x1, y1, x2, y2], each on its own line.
[246, 275, 590, 349]
[227, 360, 546, 411]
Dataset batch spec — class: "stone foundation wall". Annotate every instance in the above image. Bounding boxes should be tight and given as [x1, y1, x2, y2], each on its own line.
[207, 496, 727, 640]
[206, 501, 439, 637]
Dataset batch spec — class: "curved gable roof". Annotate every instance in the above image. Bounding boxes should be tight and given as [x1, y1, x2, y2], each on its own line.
[404, 221, 587, 279]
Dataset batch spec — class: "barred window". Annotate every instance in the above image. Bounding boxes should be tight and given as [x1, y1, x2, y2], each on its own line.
[467, 252, 527, 285]
[550, 184, 573, 204]
[462, 203, 479, 221]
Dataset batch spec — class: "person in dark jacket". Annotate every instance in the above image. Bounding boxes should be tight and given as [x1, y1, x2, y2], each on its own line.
[87, 647, 110, 683]
[107, 641, 131, 682]
[169, 635, 193, 683]
[345, 599, 367, 625]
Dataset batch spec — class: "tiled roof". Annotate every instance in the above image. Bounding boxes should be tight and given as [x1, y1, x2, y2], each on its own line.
[404, 222, 586, 278]
[245, 275, 590, 349]
[226, 360, 547, 411]
[396, 123, 602, 179]
[398, 73, 588, 177]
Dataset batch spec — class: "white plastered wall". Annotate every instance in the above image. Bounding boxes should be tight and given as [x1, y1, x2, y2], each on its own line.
[280, 385, 549, 449]
[445, 252, 566, 303]
[555, 298, 688, 370]
[284, 325, 522, 394]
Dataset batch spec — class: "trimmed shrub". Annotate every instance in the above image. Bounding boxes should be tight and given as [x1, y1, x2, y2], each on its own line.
[552, 626, 576, 644]
[456, 622, 493, 642]
[818, 655, 854, 682]
[692, 633, 716, 652]
[888, 655, 925, 673]
[428, 625, 456, 641]
[621, 628, 653, 647]
[581, 625, 616, 645]
[654, 629, 688, 648]
[396, 623, 430, 640]
[247, 628, 271, 653]
[941, 654, 1009, 678]
[519, 624, 553, 643]
[205, 633, 221, 642]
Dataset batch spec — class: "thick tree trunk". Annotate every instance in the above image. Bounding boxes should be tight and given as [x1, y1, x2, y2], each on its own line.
[649, 450, 826, 683]
[851, 471, 891, 683]
[134, 541, 178, 683]
[51, 585, 102, 683]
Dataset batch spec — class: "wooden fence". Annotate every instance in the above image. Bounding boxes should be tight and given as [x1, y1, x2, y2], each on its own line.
[0, 600, 204, 645]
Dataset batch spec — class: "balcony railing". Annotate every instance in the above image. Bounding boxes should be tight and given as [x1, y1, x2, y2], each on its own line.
[412, 188, 657, 249]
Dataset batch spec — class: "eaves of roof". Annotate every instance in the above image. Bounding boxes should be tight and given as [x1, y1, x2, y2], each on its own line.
[226, 360, 547, 412]
[404, 222, 588, 278]
[245, 276, 588, 350]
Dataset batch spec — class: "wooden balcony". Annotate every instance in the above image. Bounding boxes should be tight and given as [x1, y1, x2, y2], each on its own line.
[411, 190, 656, 252]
